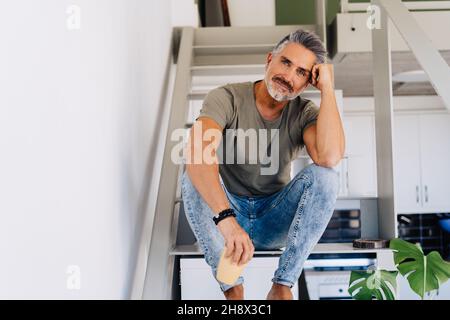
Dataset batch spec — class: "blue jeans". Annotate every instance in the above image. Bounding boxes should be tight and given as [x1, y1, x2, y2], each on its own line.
[181, 164, 339, 292]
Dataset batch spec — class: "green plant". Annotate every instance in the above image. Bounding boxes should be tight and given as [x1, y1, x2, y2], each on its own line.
[348, 268, 398, 300]
[348, 238, 450, 300]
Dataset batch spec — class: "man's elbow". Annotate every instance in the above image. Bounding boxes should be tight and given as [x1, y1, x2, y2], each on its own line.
[316, 153, 343, 168]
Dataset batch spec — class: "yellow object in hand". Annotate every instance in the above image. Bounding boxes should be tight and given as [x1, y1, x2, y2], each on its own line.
[216, 248, 249, 285]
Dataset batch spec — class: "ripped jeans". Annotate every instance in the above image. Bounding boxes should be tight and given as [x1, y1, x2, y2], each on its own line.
[181, 164, 339, 292]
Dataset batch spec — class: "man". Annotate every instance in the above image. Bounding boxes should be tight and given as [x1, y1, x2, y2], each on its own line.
[181, 29, 345, 300]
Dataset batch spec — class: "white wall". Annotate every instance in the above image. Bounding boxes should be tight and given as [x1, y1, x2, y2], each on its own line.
[0, 0, 174, 299]
[227, 0, 275, 26]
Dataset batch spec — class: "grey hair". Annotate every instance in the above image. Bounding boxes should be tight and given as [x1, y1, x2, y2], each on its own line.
[272, 29, 328, 64]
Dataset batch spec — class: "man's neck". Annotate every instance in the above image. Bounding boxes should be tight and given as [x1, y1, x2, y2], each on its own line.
[254, 80, 288, 121]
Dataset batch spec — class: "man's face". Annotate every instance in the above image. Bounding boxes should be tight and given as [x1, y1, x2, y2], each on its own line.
[264, 42, 317, 102]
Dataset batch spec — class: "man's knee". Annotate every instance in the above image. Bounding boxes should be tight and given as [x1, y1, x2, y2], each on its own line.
[303, 163, 339, 197]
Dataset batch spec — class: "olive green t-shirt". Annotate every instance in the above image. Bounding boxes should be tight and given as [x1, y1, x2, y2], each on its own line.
[196, 80, 319, 196]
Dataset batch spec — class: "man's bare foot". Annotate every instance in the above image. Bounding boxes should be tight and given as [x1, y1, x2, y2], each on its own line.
[266, 283, 293, 300]
[224, 284, 244, 300]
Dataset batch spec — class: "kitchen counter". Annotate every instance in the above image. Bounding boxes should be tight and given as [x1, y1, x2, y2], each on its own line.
[170, 242, 392, 256]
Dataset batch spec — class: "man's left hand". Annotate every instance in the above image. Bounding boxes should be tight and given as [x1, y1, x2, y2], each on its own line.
[310, 64, 334, 92]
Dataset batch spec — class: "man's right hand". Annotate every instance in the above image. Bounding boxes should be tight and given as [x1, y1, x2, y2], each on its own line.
[217, 217, 255, 266]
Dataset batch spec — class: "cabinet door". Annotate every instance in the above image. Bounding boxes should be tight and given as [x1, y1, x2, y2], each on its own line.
[436, 281, 450, 300]
[342, 115, 377, 196]
[419, 113, 450, 212]
[393, 115, 423, 213]
[398, 276, 450, 300]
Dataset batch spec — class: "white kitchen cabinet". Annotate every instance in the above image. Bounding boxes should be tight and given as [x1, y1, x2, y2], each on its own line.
[394, 113, 450, 213]
[393, 115, 423, 213]
[340, 114, 378, 197]
[419, 114, 450, 212]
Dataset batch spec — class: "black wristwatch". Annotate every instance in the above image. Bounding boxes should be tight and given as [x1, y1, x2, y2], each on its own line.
[213, 208, 236, 225]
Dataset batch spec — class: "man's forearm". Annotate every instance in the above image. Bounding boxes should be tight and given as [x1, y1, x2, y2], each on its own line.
[316, 87, 345, 166]
[186, 163, 230, 216]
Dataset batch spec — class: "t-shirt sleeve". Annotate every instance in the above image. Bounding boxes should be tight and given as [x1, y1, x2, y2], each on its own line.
[298, 100, 320, 147]
[196, 87, 234, 129]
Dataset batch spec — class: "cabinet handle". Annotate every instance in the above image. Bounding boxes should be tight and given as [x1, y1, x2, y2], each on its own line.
[424, 185, 428, 203]
[346, 169, 349, 191]
[416, 185, 420, 204]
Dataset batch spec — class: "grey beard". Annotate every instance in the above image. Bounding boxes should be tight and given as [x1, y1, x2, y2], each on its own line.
[264, 76, 301, 102]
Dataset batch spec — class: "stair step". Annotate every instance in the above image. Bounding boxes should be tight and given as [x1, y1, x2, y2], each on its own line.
[191, 64, 265, 76]
[194, 44, 275, 56]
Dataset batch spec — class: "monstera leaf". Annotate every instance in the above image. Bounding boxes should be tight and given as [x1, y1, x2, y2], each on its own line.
[390, 238, 450, 299]
[348, 268, 398, 300]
